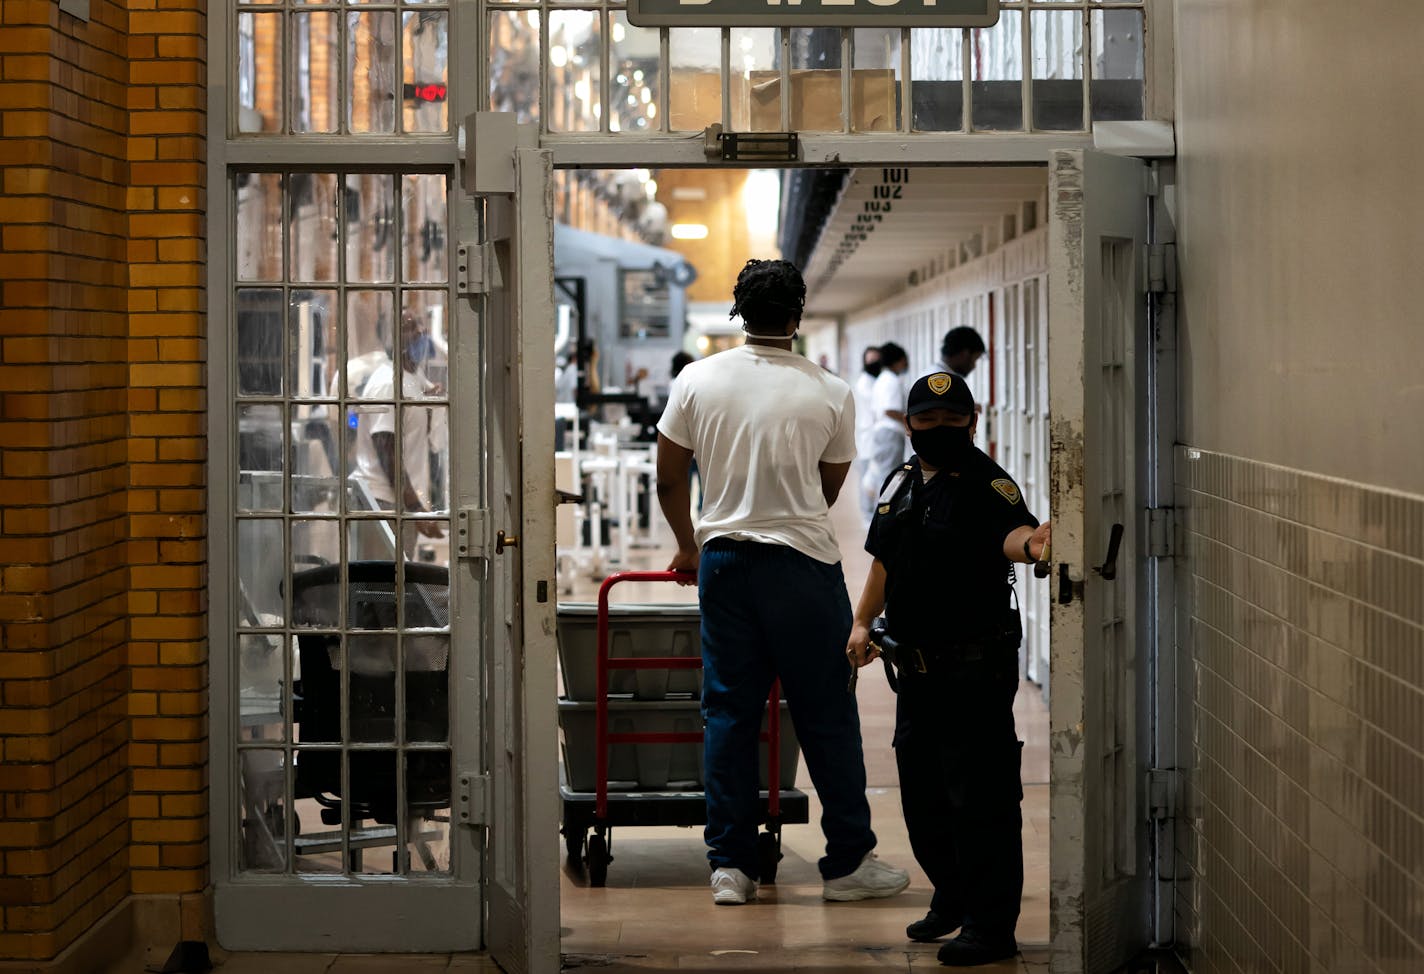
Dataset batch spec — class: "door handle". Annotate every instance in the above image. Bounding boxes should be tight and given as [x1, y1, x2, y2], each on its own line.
[496, 530, 519, 554]
[556, 489, 585, 505]
[1094, 523, 1125, 581]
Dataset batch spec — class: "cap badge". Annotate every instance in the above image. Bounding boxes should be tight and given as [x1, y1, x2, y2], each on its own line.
[927, 373, 952, 396]
[991, 479, 1021, 504]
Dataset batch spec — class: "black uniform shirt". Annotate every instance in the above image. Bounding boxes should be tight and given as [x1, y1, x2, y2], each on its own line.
[865, 449, 1038, 650]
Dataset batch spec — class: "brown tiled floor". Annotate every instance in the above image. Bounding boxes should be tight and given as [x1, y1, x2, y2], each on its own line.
[104, 482, 1049, 974]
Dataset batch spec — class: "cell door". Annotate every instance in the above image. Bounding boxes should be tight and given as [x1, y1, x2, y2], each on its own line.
[1046, 149, 1150, 974]
[476, 144, 562, 974]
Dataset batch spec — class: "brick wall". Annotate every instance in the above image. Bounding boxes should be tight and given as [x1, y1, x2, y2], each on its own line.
[0, 0, 207, 961]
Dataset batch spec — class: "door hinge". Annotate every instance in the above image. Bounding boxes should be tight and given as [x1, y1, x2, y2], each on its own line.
[1146, 243, 1177, 295]
[456, 771, 490, 828]
[455, 506, 490, 559]
[1146, 507, 1175, 558]
[1148, 768, 1180, 822]
[456, 243, 498, 297]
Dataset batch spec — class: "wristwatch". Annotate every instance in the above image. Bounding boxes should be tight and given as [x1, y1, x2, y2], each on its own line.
[1023, 537, 1034, 563]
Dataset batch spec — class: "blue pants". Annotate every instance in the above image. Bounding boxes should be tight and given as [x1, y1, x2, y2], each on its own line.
[699, 538, 876, 881]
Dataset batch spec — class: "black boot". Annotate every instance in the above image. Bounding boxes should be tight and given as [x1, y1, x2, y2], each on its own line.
[936, 929, 1017, 967]
[907, 911, 960, 942]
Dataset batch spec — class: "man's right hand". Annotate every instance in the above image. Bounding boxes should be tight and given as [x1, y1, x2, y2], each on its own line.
[667, 546, 699, 585]
[845, 623, 880, 668]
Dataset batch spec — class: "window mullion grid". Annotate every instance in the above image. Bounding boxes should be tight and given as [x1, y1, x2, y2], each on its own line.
[959, 28, 970, 134]
[778, 28, 790, 132]
[720, 28, 731, 132]
[600, 5, 612, 134]
[658, 28, 670, 134]
[1079, 1, 1091, 132]
[839, 29, 851, 134]
[898, 28, 910, 133]
[1019, 1, 1031, 132]
[334, 161, 352, 876]
[536, 0, 549, 135]
[393, 177, 409, 877]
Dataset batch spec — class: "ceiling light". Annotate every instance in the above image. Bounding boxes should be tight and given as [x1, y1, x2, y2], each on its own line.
[670, 224, 709, 240]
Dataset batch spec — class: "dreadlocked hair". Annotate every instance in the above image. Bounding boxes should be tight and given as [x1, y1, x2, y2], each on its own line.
[729, 259, 806, 332]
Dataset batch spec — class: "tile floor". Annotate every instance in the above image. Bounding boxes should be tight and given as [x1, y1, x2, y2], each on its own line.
[104, 480, 1051, 974]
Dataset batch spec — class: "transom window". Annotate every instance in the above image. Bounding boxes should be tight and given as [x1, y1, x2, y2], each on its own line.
[235, 0, 451, 136]
[486, 0, 1149, 136]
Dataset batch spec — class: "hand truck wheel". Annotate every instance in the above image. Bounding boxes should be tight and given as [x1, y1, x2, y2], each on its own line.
[564, 828, 586, 870]
[586, 833, 611, 888]
[757, 830, 782, 885]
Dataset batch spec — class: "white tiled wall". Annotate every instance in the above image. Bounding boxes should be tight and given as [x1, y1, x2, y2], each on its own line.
[1175, 448, 1424, 974]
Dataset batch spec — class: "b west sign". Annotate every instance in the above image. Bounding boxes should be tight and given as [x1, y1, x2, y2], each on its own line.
[626, 0, 999, 28]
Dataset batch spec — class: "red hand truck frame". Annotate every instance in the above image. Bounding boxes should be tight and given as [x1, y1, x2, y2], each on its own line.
[562, 570, 801, 887]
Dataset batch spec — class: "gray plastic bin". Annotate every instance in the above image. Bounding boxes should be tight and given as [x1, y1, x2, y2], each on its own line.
[558, 698, 799, 793]
[556, 602, 702, 701]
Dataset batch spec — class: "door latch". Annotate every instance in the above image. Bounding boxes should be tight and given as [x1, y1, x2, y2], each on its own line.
[1095, 523, 1125, 581]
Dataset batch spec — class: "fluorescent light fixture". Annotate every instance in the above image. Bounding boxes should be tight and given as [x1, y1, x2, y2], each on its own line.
[671, 187, 707, 201]
[670, 223, 709, 240]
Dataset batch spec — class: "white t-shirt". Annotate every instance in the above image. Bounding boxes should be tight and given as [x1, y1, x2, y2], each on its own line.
[351, 361, 437, 509]
[852, 370, 878, 458]
[657, 344, 856, 565]
[871, 369, 907, 433]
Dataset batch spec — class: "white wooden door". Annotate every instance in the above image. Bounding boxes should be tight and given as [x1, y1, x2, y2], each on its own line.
[481, 145, 561, 974]
[1047, 149, 1150, 974]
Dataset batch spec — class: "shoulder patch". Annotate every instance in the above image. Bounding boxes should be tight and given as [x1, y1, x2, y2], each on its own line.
[991, 478, 1021, 504]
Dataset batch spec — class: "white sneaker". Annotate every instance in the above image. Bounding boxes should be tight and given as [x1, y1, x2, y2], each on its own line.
[710, 867, 758, 905]
[822, 852, 911, 902]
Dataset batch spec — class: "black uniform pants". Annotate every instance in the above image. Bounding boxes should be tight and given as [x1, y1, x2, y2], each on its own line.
[893, 650, 1024, 938]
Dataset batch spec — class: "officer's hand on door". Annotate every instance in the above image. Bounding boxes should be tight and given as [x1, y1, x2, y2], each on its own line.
[1027, 521, 1052, 562]
[845, 623, 881, 668]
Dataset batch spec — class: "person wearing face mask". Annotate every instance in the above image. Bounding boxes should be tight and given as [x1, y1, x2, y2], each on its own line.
[852, 346, 883, 526]
[351, 310, 446, 553]
[845, 372, 1051, 968]
[656, 259, 911, 908]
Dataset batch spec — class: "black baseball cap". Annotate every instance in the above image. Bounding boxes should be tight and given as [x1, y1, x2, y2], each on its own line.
[906, 372, 976, 417]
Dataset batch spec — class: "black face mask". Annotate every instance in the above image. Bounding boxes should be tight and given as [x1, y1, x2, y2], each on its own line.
[864, 360, 883, 378]
[910, 424, 973, 469]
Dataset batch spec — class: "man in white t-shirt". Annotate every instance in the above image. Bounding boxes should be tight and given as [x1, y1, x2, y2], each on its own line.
[656, 259, 910, 908]
[851, 346, 882, 526]
[350, 311, 446, 554]
[863, 342, 911, 503]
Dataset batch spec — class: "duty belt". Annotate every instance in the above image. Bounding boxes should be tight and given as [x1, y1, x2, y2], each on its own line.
[868, 623, 995, 692]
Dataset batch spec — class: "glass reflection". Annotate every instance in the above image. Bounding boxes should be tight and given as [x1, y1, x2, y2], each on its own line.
[489, 10, 540, 124]
[610, 12, 659, 134]
[403, 11, 450, 133]
[548, 9, 601, 132]
[971, 10, 1023, 131]
[347, 10, 398, 134]
[669, 28, 721, 132]
[912, 28, 963, 132]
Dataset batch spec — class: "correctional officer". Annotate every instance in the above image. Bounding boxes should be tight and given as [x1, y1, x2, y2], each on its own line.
[845, 372, 1050, 967]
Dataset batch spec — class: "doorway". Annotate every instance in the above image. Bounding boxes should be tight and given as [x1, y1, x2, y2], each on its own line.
[542, 157, 1141, 973]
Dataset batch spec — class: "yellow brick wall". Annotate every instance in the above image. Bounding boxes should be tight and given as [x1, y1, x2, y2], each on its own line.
[0, 0, 207, 961]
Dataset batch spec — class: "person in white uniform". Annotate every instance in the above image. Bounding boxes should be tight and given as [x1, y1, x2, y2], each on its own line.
[656, 259, 910, 908]
[851, 346, 883, 526]
[862, 342, 911, 511]
[350, 311, 446, 555]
